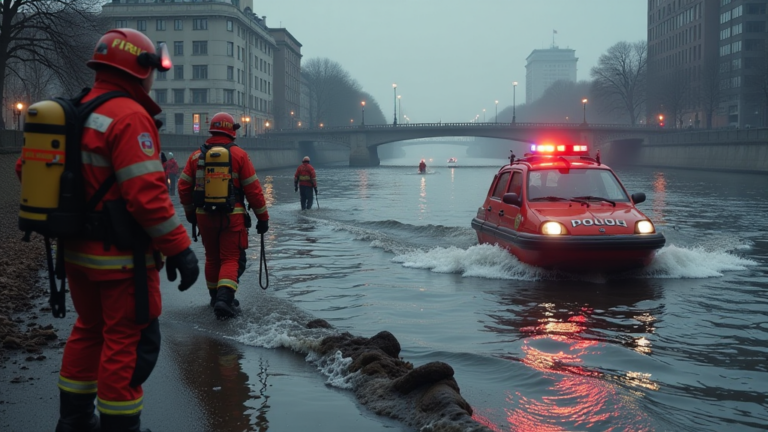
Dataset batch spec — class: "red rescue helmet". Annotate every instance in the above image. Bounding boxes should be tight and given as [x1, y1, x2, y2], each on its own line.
[87, 28, 172, 79]
[209, 112, 241, 138]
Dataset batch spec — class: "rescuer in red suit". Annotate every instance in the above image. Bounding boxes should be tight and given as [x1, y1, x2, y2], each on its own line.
[293, 156, 318, 210]
[19, 29, 201, 432]
[178, 112, 270, 319]
[419, 159, 427, 173]
[165, 152, 180, 195]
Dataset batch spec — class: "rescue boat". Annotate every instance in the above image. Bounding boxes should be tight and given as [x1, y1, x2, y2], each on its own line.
[447, 157, 458, 167]
[471, 144, 665, 272]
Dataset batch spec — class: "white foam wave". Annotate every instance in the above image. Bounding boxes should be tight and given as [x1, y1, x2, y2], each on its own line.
[390, 243, 757, 281]
[636, 244, 757, 278]
[308, 350, 359, 389]
[234, 313, 324, 353]
[392, 244, 553, 281]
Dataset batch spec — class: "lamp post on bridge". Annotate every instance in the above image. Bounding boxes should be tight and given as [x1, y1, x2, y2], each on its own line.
[13, 102, 24, 130]
[495, 100, 498, 124]
[392, 83, 398, 125]
[512, 82, 518, 124]
[361, 101, 366, 126]
[581, 98, 588, 126]
[483, 108, 486, 122]
[397, 95, 401, 126]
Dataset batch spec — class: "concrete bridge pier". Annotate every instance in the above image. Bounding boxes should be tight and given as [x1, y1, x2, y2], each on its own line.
[349, 133, 380, 167]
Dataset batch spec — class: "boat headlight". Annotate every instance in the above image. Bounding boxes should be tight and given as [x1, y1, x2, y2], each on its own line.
[635, 220, 655, 234]
[541, 221, 567, 235]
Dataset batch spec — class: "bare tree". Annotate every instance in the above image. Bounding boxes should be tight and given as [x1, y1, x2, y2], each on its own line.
[590, 41, 647, 125]
[697, 58, 722, 129]
[654, 72, 693, 128]
[1, 0, 106, 129]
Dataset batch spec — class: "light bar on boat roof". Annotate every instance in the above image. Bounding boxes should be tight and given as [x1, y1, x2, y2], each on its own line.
[530, 144, 589, 154]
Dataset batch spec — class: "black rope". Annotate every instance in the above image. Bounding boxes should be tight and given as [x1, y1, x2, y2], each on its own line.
[259, 233, 269, 290]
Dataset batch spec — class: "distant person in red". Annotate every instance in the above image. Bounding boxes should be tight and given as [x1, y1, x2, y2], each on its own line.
[165, 152, 179, 196]
[419, 159, 427, 173]
[294, 156, 318, 210]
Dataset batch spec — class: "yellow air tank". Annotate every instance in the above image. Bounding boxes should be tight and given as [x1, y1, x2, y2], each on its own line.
[204, 146, 235, 212]
[18, 100, 68, 236]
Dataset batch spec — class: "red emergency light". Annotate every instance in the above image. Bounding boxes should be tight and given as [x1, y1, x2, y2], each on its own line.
[529, 143, 589, 155]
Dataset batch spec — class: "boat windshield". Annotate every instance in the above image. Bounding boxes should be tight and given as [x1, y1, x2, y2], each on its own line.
[527, 168, 629, 202]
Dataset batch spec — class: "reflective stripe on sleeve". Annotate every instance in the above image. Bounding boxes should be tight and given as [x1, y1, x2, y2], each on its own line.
[241, 173, 259, 186]
[64, 251, 156, 270]
[145, 214, 182, 238]
[82, 151, 111, 167]
[179, 172, 193, 184]
[218, 279, 238, 290]
[58, 376, 97, 394]
[97, 396, 143, 415]
[252, 205, 267, 215]
[115, 160, 164, 183]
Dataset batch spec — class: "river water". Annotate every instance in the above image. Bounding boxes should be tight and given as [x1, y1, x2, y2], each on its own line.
[168, 144, 768, 432]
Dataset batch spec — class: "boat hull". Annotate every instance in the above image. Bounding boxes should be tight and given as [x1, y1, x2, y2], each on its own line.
[472, 218, 665, 272]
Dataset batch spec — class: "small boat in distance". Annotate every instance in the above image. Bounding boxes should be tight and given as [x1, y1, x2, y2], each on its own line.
[447, 157, 458, 167]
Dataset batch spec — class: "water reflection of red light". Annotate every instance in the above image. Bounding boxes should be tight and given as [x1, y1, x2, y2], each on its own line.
[652, 172, 667, 225]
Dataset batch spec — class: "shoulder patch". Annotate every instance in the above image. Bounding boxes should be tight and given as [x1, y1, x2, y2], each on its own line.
[138, 133, 155, 156]
[84, 113, 113, 133]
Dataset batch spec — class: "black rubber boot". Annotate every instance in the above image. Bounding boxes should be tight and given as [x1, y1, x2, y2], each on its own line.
[55, 391, 100, 432]
[214, 287, 240, 319]
[99, 412, 151, 432]
[208, 288, 218, 307]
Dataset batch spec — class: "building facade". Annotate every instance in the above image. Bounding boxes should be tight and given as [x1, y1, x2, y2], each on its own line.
[525, 47, 578, 103]
[647, 0, 768, 128]
[268, 28, 302, 130]
[102, 0, 276, 135]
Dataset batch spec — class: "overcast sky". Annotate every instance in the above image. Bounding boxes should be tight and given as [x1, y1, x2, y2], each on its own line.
[259, 0, 647, 123]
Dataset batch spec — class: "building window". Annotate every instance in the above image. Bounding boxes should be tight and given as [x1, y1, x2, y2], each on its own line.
[175, 113, 184, 134]
[747, 3, 767, 14]
[174, 41, 183, 56]
[227, 20, 233, 31]
[192, 41, 208, 55]
[174, 65, 184, 80]
[732, 5, 743, 18]
[173, 89, 184, 104]
[745, 21, 766, 33]
[156, 19, 166, 31]
[227, 66, 234, 81]
[732, 23, 743, 36]
[193, 18, 207, 30]
[174, 19, 183, 30]
[154, 89, 167, 104]
[115, 20, 127, 28]
[192, 65, 208, 80]
[732, 40, 742, 53]
[156, 70, 167, 80]
[191, 89, 207, 104]
[224, 90, 234, 104]
[137, 20, 146, 31]
[227, 42, 234, 56]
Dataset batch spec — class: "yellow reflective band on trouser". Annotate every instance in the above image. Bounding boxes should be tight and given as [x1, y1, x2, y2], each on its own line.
[196, 207, 246, 214]
[180, 172, 193, 184]
[206, 281, 217, 289]
[144, 214, 182, 238]
[252, 205, 267, 215]
[241, 173, 259, 186]
[218, 279, 238, 290]
[58, 376, 98, 394]
[115, 160, 164, 184]
[97, 396, 143, 416]
[64, 251, 156, 270]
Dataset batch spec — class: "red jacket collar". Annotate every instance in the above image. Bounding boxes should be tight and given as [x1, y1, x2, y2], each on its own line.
[90, 69, 162, 117]
[205, 135, 236, 146]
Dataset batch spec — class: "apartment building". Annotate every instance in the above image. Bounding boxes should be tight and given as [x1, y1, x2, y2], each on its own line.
[268, 28, 302, 129]
[102, 0, 276, 135]
[647, 0, 768, 128]
[525, 47, 578, 103]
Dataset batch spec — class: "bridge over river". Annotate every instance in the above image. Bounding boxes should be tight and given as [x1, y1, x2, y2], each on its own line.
[262, 122, 670, 166]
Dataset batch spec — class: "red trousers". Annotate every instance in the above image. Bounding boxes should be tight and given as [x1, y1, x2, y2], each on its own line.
[198, 212, 248, 291]
[59, 265, 161, 415]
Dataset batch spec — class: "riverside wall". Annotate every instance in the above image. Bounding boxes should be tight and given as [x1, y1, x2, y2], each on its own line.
[0, 130, 349, 170]
[605, 128, 768, 174]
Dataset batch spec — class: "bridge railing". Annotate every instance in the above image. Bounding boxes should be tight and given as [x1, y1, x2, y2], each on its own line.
[265, 122, 665, 133]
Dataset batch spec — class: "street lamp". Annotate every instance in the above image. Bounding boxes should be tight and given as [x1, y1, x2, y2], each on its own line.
[361, 101, 366, 126]
[241, 115, 250, 136]
[483, 108, 486, 123]
[398, 95, 402, 125]
[495, 100, 498, 124]
[512, 82, 518, 124]
[350, 119, 354, 125]
[581, 98, 588, 126]
[264, 120, 270, 133]
[290, 110, 295, 128]
[392, 83, 398, 125]
[13, 102, 24, 130]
